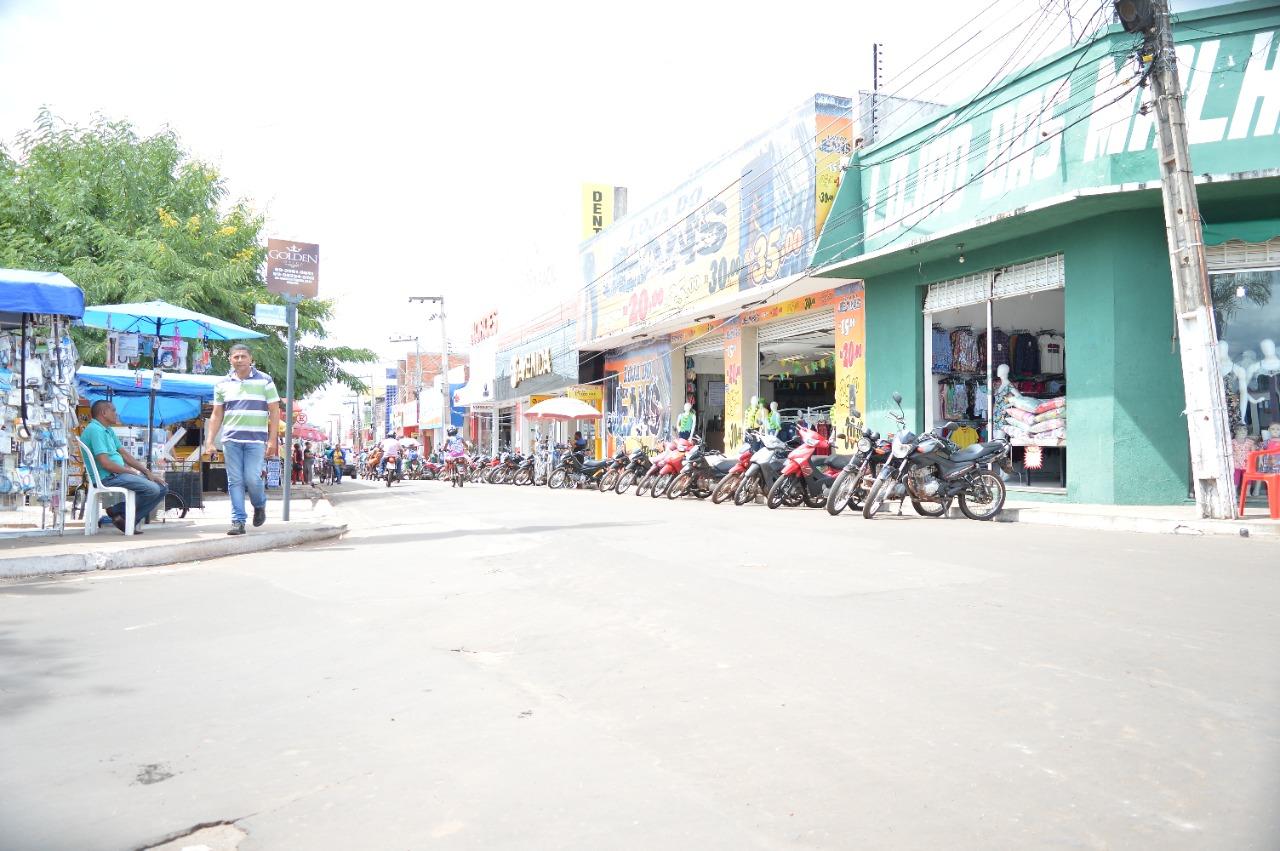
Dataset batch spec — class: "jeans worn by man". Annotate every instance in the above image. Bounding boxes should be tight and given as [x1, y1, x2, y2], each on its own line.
[101, 473, 168, 529]
[223, 440, 267, 529]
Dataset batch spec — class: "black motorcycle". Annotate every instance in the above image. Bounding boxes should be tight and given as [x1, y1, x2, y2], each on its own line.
[825, 417, 890, 516]
[863, 392, 1012, 521]
[548, 447, 613, 490]
[666, 438, 736, 500]
[613, 446, 653, 494]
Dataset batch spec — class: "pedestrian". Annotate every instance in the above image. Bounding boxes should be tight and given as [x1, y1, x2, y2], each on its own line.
[79, 400, 169, 534]
[303, 442, 315, 485]
[202, 343, 281, 535]
[291, 441, 304, 484]
[332, 445, 345, 484]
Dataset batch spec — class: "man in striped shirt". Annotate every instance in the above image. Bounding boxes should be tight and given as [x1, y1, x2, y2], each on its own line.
[203, 344, 281, 535]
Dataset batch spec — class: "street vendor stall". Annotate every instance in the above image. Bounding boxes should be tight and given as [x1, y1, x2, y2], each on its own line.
[0, 269, 85, 536]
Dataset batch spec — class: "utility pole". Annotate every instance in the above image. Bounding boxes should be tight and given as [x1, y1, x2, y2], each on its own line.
[1116, 0, 1236, 518]
[871, 43, 884, 143]
[409, 296, 449, 451]
[390, 335, 421, 439]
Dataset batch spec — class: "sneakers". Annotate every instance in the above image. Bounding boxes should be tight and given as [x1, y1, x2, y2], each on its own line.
[227, 522, 246, 536]
[252, 505, 266, 527]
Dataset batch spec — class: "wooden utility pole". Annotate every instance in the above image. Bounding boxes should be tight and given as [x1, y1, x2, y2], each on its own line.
[1142, 0, 1237, 518]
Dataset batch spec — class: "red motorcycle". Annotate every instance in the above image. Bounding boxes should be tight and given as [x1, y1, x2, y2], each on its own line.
[650, 436, 696, 498]
[634, 439, 679, 497]
[710, 428, 765, 504]
[766, 423, 849, 509]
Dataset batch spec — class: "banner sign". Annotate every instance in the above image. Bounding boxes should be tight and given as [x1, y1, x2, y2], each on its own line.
[603, 340, 673, 455]
[254, 303, 288, 327]
[831, 282, 866, 450]
[266, 238, 320, 298]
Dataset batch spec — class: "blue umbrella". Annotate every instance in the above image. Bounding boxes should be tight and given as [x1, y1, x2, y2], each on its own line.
[79, 299, 266, 340]
[79, 300, 266, 468]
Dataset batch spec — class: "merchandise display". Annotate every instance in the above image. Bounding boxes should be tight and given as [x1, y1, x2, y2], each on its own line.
[0, 314, 80, 531]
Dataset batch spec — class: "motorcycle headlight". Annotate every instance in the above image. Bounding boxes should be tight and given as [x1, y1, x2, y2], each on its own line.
[857, 437, 871, 453]
[892, 439, 912, 459]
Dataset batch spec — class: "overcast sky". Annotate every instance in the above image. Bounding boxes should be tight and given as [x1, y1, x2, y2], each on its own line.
[0, 0, 1188, 417]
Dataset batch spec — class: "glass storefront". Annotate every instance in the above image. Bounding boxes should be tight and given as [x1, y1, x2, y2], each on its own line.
[1209, 237, 1280, 488]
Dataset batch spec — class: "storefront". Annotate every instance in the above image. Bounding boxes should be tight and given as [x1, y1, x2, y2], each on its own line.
[494, 310, 582, 454]
[812, 0, 1280, 504]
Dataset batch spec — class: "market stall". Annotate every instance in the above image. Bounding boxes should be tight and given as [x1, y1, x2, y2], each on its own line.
[0, 269, 85, 536]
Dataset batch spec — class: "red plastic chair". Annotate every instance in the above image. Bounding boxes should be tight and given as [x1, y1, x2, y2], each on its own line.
[1239, 449, 1280, 519]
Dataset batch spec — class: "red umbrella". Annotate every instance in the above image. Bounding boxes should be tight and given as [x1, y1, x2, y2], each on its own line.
[292, 423, 327, 442]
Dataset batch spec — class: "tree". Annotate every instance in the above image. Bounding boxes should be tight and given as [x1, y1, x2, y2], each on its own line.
[0, 110, 375, 396]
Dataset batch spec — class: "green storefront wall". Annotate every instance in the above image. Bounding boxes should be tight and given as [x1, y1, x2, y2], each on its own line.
[862, 209, 1194, 505]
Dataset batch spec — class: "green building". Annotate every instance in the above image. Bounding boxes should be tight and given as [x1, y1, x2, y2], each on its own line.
[813, 0, 1280, 505]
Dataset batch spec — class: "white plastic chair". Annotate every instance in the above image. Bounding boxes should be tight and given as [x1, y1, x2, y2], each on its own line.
[76, 436, 136, 536]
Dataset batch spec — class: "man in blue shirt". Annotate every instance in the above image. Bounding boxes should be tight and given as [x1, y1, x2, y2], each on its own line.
[80, 400, 168, 534]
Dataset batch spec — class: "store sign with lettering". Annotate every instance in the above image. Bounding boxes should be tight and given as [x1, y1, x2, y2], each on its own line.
[471, 310, 498, 345]
[817, 22, 1280, 265]
[510, 348, 553, 388]
[265, 238, 320, 298]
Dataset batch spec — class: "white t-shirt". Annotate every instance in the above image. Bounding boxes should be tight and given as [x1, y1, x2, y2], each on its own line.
[1038, 333, 1065, 374]
[380, 437, 401, 458]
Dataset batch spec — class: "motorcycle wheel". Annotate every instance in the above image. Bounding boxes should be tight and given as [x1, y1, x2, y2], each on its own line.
[911, 497, 950, 518]
[651, 473, 673, 498]
[733, 470, 760, 506]
[600, 470, 619, 492]
[513, 468, 531, 486]
[959, 471, 1006, 521]
[615, 471, 637, 494]
[766, 475, 793, 510]
[385, 475, 392, 488]
[693, 479, 713, 500]
[667, 471, 693, 500]
[804, 483, 828, 509]
[826, 468, 858, 516]
[862, 476, 891, 519]
[711, 472, 741, 504]
[635, 473, 654, 497]
[548, 469, 568, 490]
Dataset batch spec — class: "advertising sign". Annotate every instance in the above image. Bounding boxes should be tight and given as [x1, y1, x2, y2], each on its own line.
[831, 282, 866, 450]
[603, 341, 673, 454]
[578, 94, 854, 345]
[582, 184, 616, 239]
[266, 238, 320, 298]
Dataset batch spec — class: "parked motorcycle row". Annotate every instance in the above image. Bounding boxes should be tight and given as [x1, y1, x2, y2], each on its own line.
[365, 393, 1015, 521]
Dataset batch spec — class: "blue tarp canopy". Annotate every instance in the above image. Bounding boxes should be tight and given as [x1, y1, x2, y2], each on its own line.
[0, 269, 86, 318]
[80, 300, 264, 340]
[77, 366, 222, 426]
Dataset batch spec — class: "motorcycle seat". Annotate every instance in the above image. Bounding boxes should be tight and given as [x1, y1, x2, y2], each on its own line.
[950, 442, 1004, 462]
[815, 454, 851, 471]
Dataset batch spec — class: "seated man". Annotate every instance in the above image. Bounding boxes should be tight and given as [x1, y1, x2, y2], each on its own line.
[80, 400, 168, 534]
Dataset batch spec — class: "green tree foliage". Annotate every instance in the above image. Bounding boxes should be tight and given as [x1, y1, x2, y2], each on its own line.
[0, 110, 374, 396]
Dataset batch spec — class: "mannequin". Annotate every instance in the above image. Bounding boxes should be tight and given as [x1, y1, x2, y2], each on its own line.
[1218, 340, 1234, 379]
[995, 363, 1023, 397]
[766, 401, 781, 435]
[676, 402, 696, 439]
[755, 399, 769, 430]
[1259, 339, 1280, 431]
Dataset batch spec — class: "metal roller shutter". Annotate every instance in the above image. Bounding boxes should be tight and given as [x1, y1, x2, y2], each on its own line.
[923, 273, 989, 312]
[1206, 237, 1280, 270]
[757, 310, 834, 342]
[684, 333, 725, 357]
[992, 254, 1064, 299]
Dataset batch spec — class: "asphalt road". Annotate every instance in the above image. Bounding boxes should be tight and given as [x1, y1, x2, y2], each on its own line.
[2, 476, 1277, 850]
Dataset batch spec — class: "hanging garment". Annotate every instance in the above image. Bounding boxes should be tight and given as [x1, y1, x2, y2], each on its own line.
[1038, 332, 1065, 373]
[931, 326, 952, 373]
[950, 328, 980, 373]
[944, 382, 970, 420]
[1012, 334, 1041, 375]
[972, 383, 990, 419]
[951, 425, 980, 449]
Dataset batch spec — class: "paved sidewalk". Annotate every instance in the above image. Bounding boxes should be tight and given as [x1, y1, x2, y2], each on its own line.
[0, 486, 346, 578]
[990, 498, 1280, 538]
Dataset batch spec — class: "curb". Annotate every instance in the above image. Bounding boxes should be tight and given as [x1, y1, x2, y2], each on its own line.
[0, 523, 348, 579]
[987, 507, 1275, 538]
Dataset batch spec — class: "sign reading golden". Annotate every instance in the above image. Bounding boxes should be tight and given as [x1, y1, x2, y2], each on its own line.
[510, 348, 553, 388]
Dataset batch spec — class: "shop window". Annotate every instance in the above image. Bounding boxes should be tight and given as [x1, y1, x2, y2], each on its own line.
[1209, 248, 1280, 494]
[758, 310, 836, 443]
[924, 255, 1066, 491]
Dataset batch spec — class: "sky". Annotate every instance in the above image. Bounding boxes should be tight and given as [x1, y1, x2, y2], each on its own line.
[0, 0, 1197, 419]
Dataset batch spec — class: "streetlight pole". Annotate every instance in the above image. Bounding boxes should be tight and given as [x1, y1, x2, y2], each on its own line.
[389, 334, 421, 440]
[409, 296, 449, 451]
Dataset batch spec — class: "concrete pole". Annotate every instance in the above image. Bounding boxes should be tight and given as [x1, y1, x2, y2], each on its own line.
[439, 303, 450, 451]
[282, 296, 298, 521]
[1147, 0, 1237, 518]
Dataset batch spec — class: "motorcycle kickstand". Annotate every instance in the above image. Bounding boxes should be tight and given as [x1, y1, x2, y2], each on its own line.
[895, 497, 907, 517]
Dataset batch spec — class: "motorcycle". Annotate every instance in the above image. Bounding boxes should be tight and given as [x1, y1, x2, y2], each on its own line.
[733, 432, 799, 506]
[597, 449, 629, 493]
[613, 446, 653, 494]
[825, 415, 891, 516]
[634, 440, 678, 497]
[548, 447, 614, 490]
[421, 457, 443, 481]
[650, 437, 695, 498]
[511, 453, 536, 486]
[766, 423, 851, 509]
[709, 429, 765, 504]
[862, 392, 1012, 520]
[382, 455, 402, 488]
[468, 453, 491, 483]
[666, 438, 735, 500]
[445, 454, 470, 488]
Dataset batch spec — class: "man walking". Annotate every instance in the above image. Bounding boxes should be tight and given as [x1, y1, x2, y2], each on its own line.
[203, 344, 281, 535]
[80, 400, 168, 534]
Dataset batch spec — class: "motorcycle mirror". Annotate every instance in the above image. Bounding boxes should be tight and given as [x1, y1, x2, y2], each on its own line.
[836, 433, 847, 441]
[891, 392, 903, 405]
[849, 409, 861, 419]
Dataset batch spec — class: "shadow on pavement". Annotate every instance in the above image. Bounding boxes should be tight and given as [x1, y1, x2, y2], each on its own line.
[337, 520, 655, 547]
[0, 623, 81, 717]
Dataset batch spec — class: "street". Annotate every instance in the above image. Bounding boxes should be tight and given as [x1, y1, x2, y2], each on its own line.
[1, 478, 1277, 850]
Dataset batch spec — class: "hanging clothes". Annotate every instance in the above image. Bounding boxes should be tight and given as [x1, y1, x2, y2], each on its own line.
[951, 425, 980, 448]
[1038, 331, 1065, 373]
[950, 328, 980, 373]
[1011, 333, 1041, 375]
[943, 382, 970, 421]
[931, 326, 952, 373]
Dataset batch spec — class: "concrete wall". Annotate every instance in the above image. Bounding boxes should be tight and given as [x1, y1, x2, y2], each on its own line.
[863, 211, 1190, 505]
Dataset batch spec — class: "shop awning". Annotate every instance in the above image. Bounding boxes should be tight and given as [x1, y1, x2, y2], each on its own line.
[1203, 218, 1280, 246]
[0, 269, 85, 318]
[77, 366, 223, 400]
